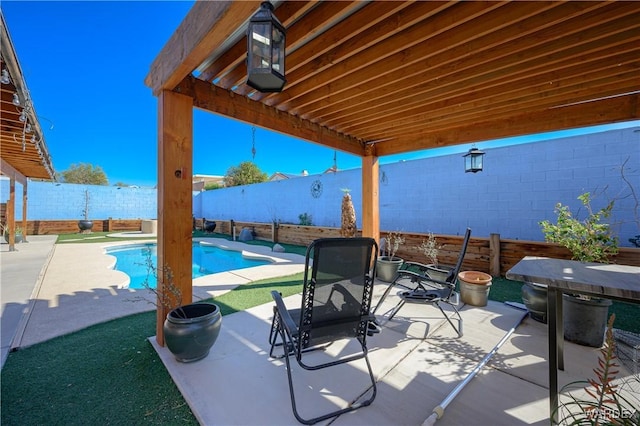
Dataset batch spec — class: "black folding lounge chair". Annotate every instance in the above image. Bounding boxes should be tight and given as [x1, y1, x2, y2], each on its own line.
[371, 228, 471, 337]
[268, 237, 378, 425]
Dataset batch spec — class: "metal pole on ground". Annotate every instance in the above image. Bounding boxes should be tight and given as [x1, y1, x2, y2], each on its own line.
[422, 302, 529, 426]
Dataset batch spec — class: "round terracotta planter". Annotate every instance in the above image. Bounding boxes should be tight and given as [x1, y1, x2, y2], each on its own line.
[458, 271, 492, 306]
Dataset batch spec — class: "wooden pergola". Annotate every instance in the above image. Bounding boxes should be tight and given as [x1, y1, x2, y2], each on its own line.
[145, 1, 639, 343]
[0, 12, 56, 251]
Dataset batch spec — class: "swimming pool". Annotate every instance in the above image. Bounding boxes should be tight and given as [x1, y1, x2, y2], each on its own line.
[107, 242, 271, 289]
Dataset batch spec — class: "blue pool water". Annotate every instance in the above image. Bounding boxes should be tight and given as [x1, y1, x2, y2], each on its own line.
[107, 243, 270, 289]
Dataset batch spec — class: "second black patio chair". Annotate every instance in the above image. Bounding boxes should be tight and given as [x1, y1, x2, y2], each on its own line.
[268, 237, 378, 425]
[371, 228, 471, 337]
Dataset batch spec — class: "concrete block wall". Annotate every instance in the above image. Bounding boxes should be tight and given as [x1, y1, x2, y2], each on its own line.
[196, 127, 640, 246]
[1, 127, 637, 245]
[0, 181, 157, 220]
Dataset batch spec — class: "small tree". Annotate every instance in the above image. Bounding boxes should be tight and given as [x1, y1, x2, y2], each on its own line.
[539, 192, 619, 263]
[60, 163, 108, 185]
[224, 161, 268, 187]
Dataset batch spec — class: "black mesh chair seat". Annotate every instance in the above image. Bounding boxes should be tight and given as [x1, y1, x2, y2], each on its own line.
[371, 228, 471, 337]
[268, 237, 378, 425]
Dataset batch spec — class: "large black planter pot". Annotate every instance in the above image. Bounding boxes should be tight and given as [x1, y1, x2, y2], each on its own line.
[522, 282, 612, 347]
[164, 302, 222, 363]
[563, 295, 612, 348]
[204, 220, 216, 233]
[521, 282, 548, 323]
[78, 220, 93, 232]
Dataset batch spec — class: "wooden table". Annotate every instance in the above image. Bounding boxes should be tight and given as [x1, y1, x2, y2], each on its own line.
[506, 256, 640, 422]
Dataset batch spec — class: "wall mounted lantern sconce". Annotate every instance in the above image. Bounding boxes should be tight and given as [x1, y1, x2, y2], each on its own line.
[246, 1, 286, 92]
[463, 146, 485, 173]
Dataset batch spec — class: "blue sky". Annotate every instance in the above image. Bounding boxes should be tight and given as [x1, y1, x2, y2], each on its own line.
[3, 1, 638, 187]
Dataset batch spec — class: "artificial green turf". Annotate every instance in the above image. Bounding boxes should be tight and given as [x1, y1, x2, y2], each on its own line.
[0, 272, 305, 425]
[2, 257, 637, 424]
[56, 231, 153, 244]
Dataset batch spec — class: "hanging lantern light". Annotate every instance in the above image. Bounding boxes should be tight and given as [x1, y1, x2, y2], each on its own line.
[463, 147, 485, 173]
[246, 2, 286, 93]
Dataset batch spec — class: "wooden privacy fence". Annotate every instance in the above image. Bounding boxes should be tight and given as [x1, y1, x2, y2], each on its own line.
[17, 218, 639, 277]
[211, 219, 640, 277]
[23, 219, 142, 235]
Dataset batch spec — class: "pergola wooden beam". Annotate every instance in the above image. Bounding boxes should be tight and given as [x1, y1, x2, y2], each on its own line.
[374, 94, 640, 156]
[145, 1, 261, 96]
[173, 75, 366, 157]
[0, 157, 27, 186]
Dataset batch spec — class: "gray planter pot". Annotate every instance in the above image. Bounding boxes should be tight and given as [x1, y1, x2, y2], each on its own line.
[521, 282, 612, 347]
[164, 302, 222, 363]
[4, 232, 23, 244]
[376, 256, 403, 282]
[458, 271, 492, 307]
[563, 295, 612, 348]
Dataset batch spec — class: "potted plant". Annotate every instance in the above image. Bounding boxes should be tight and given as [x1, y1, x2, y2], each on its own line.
[139, 251, 222, 363]
[525, 192, 618, 347]
[417, 232, 449, 281]
[376, 231, 405, 282]
[78, 189, 93, 233]
[554, 314, 639, 425]
[2, 223, 24, 244]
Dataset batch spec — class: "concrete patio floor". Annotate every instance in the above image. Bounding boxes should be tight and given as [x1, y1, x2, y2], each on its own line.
[2, 236, 637, 424]
[152, 284, 640, 426]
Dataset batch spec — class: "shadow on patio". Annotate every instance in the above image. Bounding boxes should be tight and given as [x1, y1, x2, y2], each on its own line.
[152, 282, 638, 425]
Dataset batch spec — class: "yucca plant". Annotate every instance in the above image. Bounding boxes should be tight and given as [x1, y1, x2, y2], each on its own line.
[554, 314, 639, 425]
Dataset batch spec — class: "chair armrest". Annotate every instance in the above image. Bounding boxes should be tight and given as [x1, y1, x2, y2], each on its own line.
[271, 290, 299, 338]
[396, 268, 452, 287]
[401, 261, 450, 274]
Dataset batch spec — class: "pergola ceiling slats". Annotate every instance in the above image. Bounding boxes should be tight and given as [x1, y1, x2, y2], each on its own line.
[1, 13, 55, 181]
[304, 2, 627, 123]
[146, 0, 640, 347]
[378, 95, 639, 156]
[345, 60, 640, 137]
[147, 1, 639, 159]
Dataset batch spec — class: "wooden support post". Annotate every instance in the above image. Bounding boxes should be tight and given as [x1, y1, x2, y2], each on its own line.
[272, 221, 278, 243]
[490, 233, 501, 277]
[7, 178, 16, 251]
[156, 90, 193, 346]
[21, 181, 28, 243]
[361, 155, 380, 242]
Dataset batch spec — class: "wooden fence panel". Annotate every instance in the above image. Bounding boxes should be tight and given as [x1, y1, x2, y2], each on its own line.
[23, 218, 640, 275]
[26, 219, 142, 235]
[277, 225, 343, 247]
